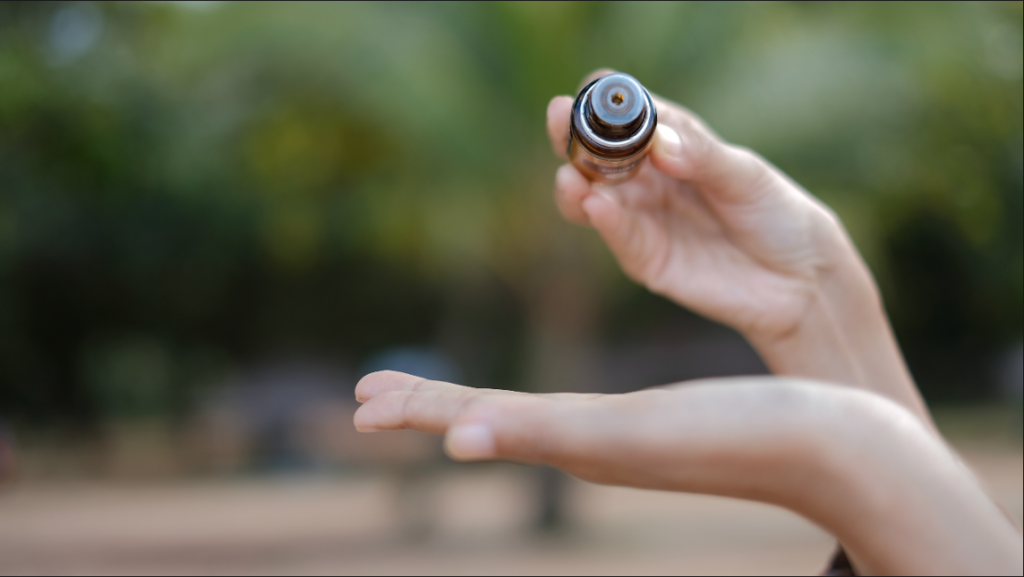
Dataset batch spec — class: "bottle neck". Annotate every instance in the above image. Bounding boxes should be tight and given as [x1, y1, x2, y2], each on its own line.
[586, 95, 646, 139]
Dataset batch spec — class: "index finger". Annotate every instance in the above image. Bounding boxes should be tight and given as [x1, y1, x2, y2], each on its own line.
[355, 370, 473, 402]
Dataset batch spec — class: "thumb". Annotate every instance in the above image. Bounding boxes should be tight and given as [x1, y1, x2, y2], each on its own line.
[445, 422, 499, 461]
[444, 396, 554, 463]
[444, 395, 592, 465]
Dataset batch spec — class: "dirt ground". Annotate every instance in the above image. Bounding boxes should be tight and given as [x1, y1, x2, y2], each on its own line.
[0, 441, 1019, 576]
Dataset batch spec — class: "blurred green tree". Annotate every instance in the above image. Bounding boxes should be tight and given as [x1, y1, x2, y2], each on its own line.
[0, 1, 1020, 426]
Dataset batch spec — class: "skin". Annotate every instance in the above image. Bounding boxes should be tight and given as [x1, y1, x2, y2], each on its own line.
[355, 71, 1024, 575]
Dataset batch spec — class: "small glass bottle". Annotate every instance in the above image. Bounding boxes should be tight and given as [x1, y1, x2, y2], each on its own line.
[568, 72, 658, 185]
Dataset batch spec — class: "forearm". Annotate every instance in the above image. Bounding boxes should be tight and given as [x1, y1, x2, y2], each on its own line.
[796, 396, 1022, 576]
[557, 384, 1020, 575]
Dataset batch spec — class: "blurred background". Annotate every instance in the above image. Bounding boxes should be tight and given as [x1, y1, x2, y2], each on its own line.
[0, 1, 1020, 575]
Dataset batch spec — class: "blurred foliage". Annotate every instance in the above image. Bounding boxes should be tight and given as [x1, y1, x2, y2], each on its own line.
[0, 1, 1020, 425]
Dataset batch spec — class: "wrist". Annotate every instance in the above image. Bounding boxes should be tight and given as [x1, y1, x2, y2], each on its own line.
[746, 230, 933, 426]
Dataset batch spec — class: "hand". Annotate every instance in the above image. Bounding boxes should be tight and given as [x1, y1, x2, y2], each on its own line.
[355, 370, 1023, 576]
[547, 71, 930, 425]
[550, 73, 837, 343]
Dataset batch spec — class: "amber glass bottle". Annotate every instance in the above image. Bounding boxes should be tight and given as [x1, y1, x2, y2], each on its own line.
[568, 72, 658, 185]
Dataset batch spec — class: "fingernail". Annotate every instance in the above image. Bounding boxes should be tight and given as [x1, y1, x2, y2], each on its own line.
[654, 124, 682, 160]
[445, 423, 496, 461]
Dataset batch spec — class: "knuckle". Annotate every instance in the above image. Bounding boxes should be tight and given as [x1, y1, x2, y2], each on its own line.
[676, 117, 717, 170]
[390, 391, 416, 427]
[730, 145, 766, 174]
[723, 146, 778, 201]
[454, 389, 488, 419]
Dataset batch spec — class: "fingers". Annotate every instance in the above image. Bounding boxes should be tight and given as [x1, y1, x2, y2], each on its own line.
[555, 164, 654, 283]
[354, 371, 540, 455]
[354, 388, 476, 435]
[546, 96, 573, 160]
[354, 371, 481, 434]
[354, 386, 554, 462]
[354, 370, 472, 402]
[549, 68, 630, 227]
[353, 372, 481, 435]
[549, 70, 631, 227]
[445, 395, 557, 462]
[550, 68, 780, 207]
[649, 102, 779, 206]
[554, 163, 594, 225]
[581, 189, 635, 267]
[354, 371, 592, 464]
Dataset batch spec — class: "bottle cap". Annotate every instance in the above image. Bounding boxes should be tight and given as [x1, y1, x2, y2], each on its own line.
[589, 74, 646, 138]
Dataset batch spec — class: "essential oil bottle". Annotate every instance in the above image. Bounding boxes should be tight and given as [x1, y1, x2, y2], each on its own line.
[568, 72, 658, 185]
